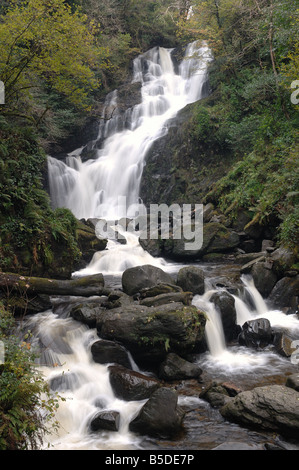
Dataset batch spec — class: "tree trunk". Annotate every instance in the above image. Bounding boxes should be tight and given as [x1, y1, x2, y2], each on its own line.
[0, 272, 107, 297]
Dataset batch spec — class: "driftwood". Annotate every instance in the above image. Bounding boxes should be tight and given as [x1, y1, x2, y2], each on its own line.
[0, 272, 107, 298]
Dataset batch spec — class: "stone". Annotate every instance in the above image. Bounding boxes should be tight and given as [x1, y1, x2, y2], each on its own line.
[96, 302, 206, 367]
[286, 374, 299, 392]
[158, 353, 202, 381]
[176, 266, 205, 295]
[220, 384, 299, 437]
[108, 365, 161, 401]
[268, 276, 299, 311]
[122, 264, 174, 296]
[210, 291, 238, 342]
[129, 387, 185, 438]
[91, 340, 132, 369]
[90, 410, 120, 432]
[238, 318, 272, 349]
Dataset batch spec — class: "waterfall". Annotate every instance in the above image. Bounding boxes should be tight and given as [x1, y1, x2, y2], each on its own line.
[47, 42, 213, 221]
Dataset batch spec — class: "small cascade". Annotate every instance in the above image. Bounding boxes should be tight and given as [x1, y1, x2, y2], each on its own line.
[24, 311, 144, 450]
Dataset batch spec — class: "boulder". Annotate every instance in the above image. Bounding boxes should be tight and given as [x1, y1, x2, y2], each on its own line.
[129, 387, 185, 437]
[122, 265, 174, 296]
[238, 318, 272, 349]
[176, 266, 205, 295]
[158, 353, 202, 381]
[273, 332, 298, 358]
[90, 410, 120, 432]
[241, 259, 277, 298]
[268, 276, 299, 311]
[70, 302, 106, 327]
[96, 302, 206, 367]
[220, 384, 299, 437]
[286, 374, 299, 392]
[210, 291, 238, 342]
[270, 246, 297, 277]
[108, 365, 161, 401]
[91, 340, 132, 369]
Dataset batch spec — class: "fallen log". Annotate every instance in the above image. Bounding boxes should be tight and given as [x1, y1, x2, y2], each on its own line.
[0, 272, 107, 297]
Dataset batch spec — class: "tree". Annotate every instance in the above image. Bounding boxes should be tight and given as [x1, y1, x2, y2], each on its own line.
[0, 0, 109, 120]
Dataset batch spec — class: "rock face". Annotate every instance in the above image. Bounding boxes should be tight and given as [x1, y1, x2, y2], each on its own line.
[220, 385, 299, 437]
[96, 301, 206, 367]
[122, 264, 174, 296]
[129, 387, 185, 438]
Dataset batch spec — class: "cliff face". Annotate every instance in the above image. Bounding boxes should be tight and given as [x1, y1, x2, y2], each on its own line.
[139, 97, 237, 209]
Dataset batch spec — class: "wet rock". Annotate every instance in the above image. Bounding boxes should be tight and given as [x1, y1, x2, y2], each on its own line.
[90, 410, 120, 432]
[91, 340, 132, 369]
[286, 374, 299, 392]
[129, 387, 185, 438]
[122, 264, 174, 296]
[108, 365, 161, 401]
[176, 266, 205, 295]
[210, 291, 238, 342]
[241, 258, 278, 298]
[220, 384, 299, 437]
[158, 353, 202, 381]
[273, 332, 298, 358]
[270, 246, 297, 278]
[96, 302, 206, 367]
[199, 381, 241, 408]
[70, 303, 105, 327]
[268, 276, 299, 311]
[238, 318, 273, 349]
[139, 291, 192, 307]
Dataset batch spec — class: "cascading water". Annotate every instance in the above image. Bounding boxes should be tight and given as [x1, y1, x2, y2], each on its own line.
[48, 41, 212, 222]
[192, 275, 299, 377]
[48, 41, 213, 275]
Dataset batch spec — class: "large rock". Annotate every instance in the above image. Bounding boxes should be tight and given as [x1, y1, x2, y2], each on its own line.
[210, 291, 238, 342]
[158, 353, 202, 381]
[176, 266, 205, 295]
[91, 340, 132, 369]
[96, 302, 206, 367]
[268, 276, 299, 311]
[90, 410, 120, 432]
[238, 318, 273, 349]
[220, 385, 299, 437]
[108, 365, 161, 401]
[129, 387, 185, 438]
[122, 265, 174, 296]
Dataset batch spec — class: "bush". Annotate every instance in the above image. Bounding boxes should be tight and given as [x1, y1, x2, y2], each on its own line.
[0, 302, 60, 450]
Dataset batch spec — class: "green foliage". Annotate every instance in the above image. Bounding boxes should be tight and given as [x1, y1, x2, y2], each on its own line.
[0, 302, 61, 450]
[0, 119, 80, 273]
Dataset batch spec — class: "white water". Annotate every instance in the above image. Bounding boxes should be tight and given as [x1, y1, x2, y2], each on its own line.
[25, 310, 145, 450]
[48, 41, 212, 221]
[192, 275, 299, 373]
